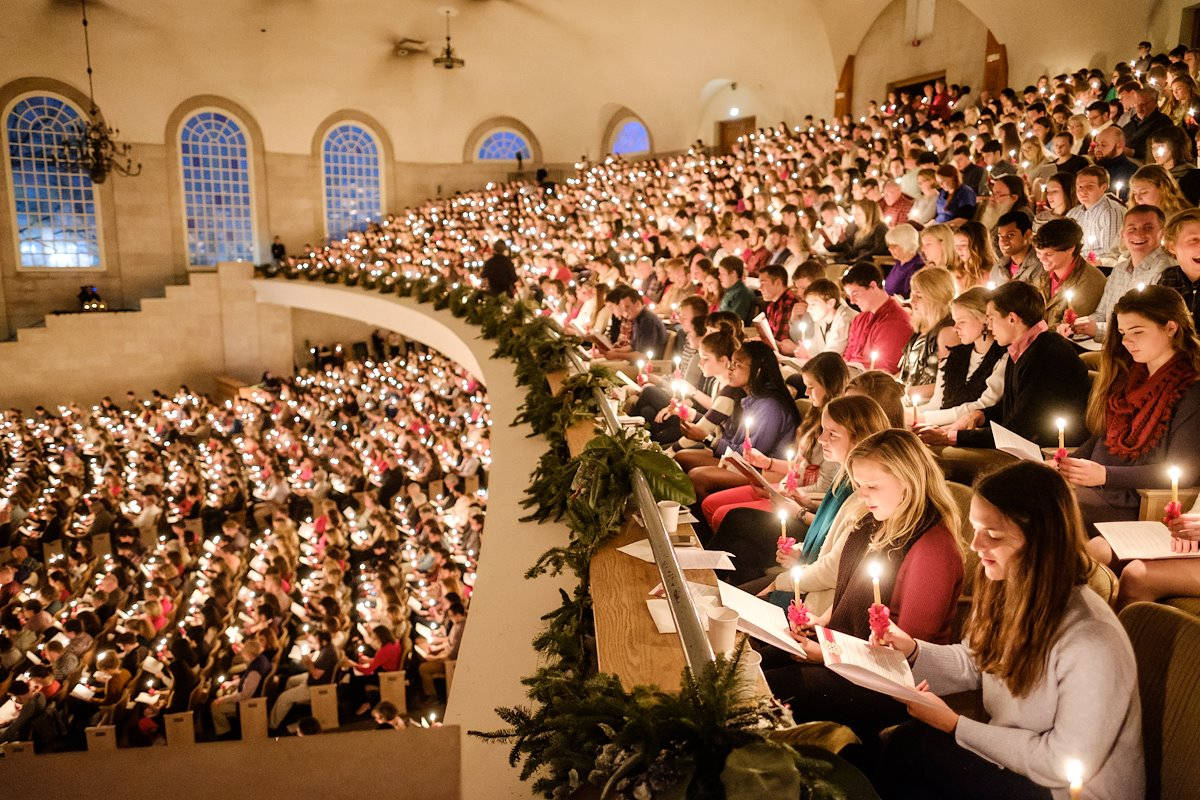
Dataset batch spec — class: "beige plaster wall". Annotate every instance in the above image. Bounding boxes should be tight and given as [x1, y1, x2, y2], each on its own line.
[0, 264, 292, 410]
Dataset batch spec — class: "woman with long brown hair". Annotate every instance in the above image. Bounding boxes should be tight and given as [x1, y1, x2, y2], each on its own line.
[876, 462, 1143, 800]
[1059, 285, 1200, 526]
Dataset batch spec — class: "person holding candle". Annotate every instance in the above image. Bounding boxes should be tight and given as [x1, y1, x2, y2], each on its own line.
[746, 395, 892, 610]
[1064, 167, 1126, 261]
[676, 341, 800, 499]
[919, 287, 1009, 430]
[1058, 205, 1172, 344]
[699, 353, 850, 533]
[921, 278, 1090, 451]
[1054, 286, 1200, 532]
[897, 267, 960, 396]
[209, 639, 270, 738]
[665, 328, 747, 452]
[763, 429, 963, 747]
[875, 461, 1143, 800]
[1034, 218, 1107, 327]
[840, 261, 914, 375]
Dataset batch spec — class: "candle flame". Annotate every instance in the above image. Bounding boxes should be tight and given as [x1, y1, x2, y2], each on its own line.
[1169, 465, 1182, 482]
[1065, 758, 1084, 788]
[1056, 417, 1066, 432]
[867, 560, 883, 581]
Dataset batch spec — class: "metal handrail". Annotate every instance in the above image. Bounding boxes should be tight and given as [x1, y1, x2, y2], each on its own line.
[562, 345, 716, 674]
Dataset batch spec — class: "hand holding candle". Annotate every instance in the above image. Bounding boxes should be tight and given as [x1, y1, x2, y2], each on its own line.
[784, 447, 798, 491]
[1055, 417, 1068, 462]
[1165, 465, 1183, 522]
[867, 560, 890, 639]
[1063, 289, 1077, 326]
[787, 565, 811, 632]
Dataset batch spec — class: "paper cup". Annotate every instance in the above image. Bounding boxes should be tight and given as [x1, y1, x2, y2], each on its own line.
[738, 648, 763, 687]
[706, 606, 738, 656]
[657, 500, 681, 532]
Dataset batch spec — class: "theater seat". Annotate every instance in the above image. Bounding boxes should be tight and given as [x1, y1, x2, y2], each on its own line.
[1164, 597, 1200, 618]
[1119, 602, 1200, 800]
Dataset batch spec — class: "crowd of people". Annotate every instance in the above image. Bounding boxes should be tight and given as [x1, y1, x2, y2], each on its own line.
[254, 37, 1200, 798]
[5, 27, 1200, 798]
[0, 341, 487, 750]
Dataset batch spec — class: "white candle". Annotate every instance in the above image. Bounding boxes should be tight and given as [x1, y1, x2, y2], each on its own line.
[1056, 417, 1066, 450]
[869, 350, 879, 370]
[868, 560, 883, 605]
[911, 392, 923, 426]
[1169, 465, 1182, 504]
[790, 564, 803, 599]
[778, 509, 788, 541]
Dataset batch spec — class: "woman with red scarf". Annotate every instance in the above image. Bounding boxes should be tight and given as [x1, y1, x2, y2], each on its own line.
[1057, 286, 1200, 529]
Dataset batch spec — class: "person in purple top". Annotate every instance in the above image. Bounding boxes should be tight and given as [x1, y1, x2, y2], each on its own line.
[883, 224, 925, 299]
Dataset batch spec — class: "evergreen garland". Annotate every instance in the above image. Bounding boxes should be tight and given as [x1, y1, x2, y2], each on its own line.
[267, 270, 865, 800]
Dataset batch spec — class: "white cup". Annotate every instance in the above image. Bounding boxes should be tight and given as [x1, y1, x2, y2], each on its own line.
[657, 500, 681, 532]
[706, 606, 738, 656]
[738, 648, 763, 688]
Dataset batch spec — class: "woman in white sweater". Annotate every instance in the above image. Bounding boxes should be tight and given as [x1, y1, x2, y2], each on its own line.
[875, 461, 1144, 800]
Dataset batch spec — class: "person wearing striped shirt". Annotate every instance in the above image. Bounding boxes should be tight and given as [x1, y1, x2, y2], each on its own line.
[1065, 165, 1126, 258]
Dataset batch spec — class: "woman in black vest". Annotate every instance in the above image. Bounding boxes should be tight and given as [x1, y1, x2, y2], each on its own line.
[916, 287, 1007, 430]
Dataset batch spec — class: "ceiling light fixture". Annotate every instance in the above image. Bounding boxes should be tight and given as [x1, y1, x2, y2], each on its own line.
[433, 9, 465, 70]
[52, 0, 141, 184]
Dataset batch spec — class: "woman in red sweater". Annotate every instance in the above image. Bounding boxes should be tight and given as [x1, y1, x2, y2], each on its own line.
[348, 625, 404, 716]
[764, 428, 964, 746]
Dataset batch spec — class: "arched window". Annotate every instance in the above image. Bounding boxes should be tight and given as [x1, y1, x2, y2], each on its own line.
[322, 123, 383, 240]
[476, 130, 532, 161]
[611, 119, 650, 155]
[179, 110, 255, 266]
[4, 94, 100, 268]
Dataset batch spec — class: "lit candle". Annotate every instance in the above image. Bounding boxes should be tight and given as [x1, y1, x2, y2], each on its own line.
[778, 509, 789, 542]
[868, 560, 883, 605]
[636, 358, 647, 386]
[791, 564, 803, 599]
[742, 415, 754, 457]
[869, 350, 879, 370]
[1064, 289, 1075, 309]
[911, 392, 923, 427]
[1170, 465, 1181, 504]
[986, 280, 996, 291]
[672, 354, 682, 379]
[1056, 417, 1066, 451]
[1065, 759, 1084, 800]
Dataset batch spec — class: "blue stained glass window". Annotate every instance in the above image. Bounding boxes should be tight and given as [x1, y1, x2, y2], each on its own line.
[611, 119, 650, 155]
[476, 130, 531, 161]
[322, 123, 382, 239]
[179, 111, 254, 266]
[5, 95, 100, 268]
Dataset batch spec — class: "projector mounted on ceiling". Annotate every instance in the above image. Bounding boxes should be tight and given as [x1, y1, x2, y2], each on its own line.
[392, 38, 429, 57]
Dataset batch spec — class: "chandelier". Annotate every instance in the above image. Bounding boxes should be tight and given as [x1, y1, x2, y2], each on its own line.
[53, 0, 141, 184]
[432, 9, 465, 70]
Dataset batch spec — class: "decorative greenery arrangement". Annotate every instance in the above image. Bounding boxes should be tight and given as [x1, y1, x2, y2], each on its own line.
[255, 266, 868, 799]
